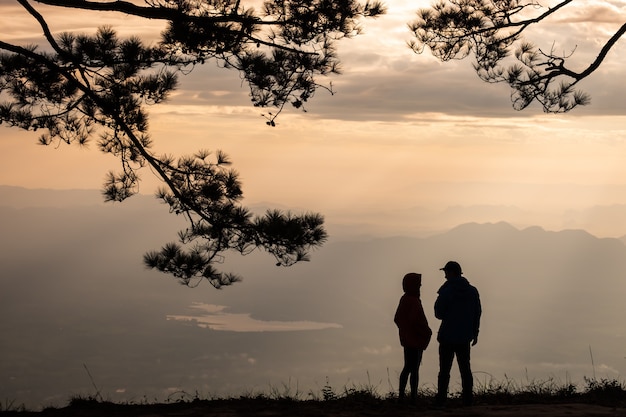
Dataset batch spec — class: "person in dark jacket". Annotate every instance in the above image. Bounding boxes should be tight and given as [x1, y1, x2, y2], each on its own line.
[434, 261, 481, 407]
[394, 272, 432, 404]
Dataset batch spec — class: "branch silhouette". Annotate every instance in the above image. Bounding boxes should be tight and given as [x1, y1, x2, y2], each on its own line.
[1, 0, 384, 286]
[409, 0, 624, 112]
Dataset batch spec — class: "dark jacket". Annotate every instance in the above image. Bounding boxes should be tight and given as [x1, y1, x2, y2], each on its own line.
[434, 276, 481, 344]
[394, 274, 432, 349]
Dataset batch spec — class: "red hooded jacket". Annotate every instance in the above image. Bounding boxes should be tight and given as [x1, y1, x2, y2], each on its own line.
[394, 273, 432, 349]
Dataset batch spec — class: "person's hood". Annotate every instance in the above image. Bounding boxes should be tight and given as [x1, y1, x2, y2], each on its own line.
[402, 273, 422, 296]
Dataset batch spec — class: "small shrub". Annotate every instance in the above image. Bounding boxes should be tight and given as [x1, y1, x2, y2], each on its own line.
[583, 377, 626, 406]
[1, 398, 26, 412]
[321, 380, 337, 401]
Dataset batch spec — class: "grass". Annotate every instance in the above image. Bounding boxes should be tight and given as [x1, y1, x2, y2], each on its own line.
[471, 374, 622, 406]
[2, 376, 625, 414]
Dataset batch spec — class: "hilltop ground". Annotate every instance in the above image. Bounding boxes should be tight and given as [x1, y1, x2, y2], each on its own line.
[4, 377, 626, 417]
[4, 398, 626, 417]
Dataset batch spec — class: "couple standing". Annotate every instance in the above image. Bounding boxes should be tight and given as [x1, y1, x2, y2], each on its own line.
[394, 261, 482, 407]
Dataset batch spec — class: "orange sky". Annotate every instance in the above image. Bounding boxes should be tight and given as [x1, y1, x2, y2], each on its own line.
[2, 0, 626, 230]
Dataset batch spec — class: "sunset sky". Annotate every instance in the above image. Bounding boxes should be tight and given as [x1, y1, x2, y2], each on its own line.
[2, 0, 626, 234]
[2, 1, 626, 408]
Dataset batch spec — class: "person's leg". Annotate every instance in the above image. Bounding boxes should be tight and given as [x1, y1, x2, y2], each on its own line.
[409, 349, 424, 403]
[455, 342, 473, 405]
[398, 347, 411, 400]
[436, 343, 454, 405]
[400, 347, 420, 402]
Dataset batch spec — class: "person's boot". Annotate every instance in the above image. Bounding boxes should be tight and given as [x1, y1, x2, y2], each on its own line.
[397, 390, 405, 404]
[434, 375, 449, 408]
[433, 393, 446, 409]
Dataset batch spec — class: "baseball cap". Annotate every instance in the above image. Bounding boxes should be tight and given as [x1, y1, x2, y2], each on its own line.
[440, 261, 462, 274]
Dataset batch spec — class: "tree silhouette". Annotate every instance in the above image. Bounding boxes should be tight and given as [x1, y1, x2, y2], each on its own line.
[0, 0, 384, 287]
[409, 0, 626, 113]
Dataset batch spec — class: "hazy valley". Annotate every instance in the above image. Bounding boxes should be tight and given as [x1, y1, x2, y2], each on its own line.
[1, 186, 625, 409]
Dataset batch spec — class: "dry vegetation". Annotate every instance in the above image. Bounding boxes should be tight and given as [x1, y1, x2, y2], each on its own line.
[2, 376, 626, 416]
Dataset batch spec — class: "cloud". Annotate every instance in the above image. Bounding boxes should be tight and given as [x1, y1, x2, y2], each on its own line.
[360, 345, 394, 356]
[167, 303, 343, 332]
[555, 2, 626, 24]
[3, 0, 625, 125]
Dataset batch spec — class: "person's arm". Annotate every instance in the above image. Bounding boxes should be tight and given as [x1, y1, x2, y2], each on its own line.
[416, 300, 432, 342]
[394, 297, 407, 328]
[434, 288, 447, 320]
[472, 288, 482, 346]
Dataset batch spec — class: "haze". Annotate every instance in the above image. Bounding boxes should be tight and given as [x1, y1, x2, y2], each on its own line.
[2, 186, 626, 410]
[1, 0, 626, 410]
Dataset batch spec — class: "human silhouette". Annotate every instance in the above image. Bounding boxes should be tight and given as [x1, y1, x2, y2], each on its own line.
[394, 272, 432, 404]
[434, 261, 481, 407]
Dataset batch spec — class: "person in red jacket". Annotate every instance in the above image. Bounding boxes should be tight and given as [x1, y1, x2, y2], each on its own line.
[394, 272, 432, 404]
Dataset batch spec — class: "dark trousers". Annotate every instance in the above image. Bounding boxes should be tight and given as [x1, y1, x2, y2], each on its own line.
[399, 347, 424, 401]
[437, 342, 473, 405]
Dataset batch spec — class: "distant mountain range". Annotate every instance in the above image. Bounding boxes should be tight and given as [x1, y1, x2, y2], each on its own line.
[1, 186, 626, 410]
[2, 185, 626, 241]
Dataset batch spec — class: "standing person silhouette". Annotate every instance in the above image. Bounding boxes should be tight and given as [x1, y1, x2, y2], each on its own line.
[394, 272, 432, 404]
[434, 261, 481, 407]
